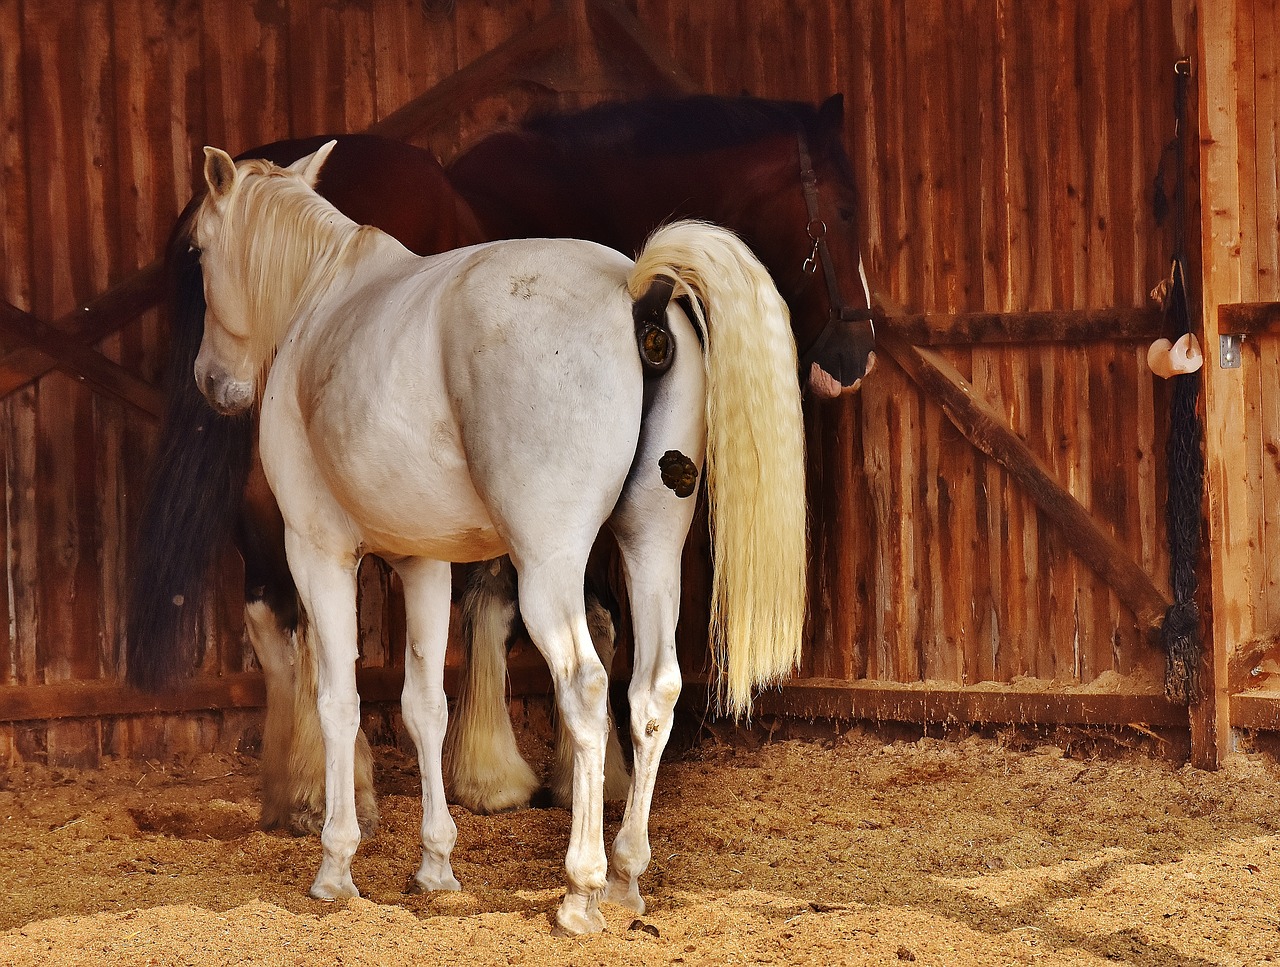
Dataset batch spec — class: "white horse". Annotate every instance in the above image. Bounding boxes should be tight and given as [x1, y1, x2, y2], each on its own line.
[191, 141, 807, 934]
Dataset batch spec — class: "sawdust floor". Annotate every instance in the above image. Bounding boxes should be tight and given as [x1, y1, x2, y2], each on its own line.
[2, 722, 1280, 966]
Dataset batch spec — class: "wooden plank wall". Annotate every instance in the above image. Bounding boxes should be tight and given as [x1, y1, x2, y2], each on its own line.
[1203, 0, 1280, 693]
[0, 0, 1211, 765]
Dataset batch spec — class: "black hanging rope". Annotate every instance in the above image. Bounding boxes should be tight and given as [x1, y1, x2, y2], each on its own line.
[1154, 59, 1204, 704]
[1160, 258, 1204, 704]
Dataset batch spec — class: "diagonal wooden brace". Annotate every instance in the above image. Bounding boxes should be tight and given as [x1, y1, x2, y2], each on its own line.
[877, 329, 1172, 632]
[0, 261, 165, 418]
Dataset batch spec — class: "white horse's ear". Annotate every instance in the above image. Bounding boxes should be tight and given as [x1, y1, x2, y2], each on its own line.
[203, 146, 238, 200]
[291, 139, 338, 188]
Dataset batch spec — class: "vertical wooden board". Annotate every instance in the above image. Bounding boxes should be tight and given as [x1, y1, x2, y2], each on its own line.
[0, 0, 31, 316]
[357, 556, 391, 669]
[800, 404, 831, 679]
[201, 0, 290, 152]
[3, 388, 39, 685]
[286, 0, 349, 137]
[1259, 340, 1280, 637]
[1261, 0, 1280, 625]
[1013, 4, 1054, 311]
[919, 399, 953, 681]
[1192, 0, 1246, 765]
[1235, 0, 1260, 306]
[861, 360, 895, 681]
[94, 395, 129, 677]
[970, 350, 1008, 682]
[893, 379, 923, 682]
[371, 0, 458, 126]
[877, 2, 914, 307]
[1078, 3, 1115, 309]
[0, 0, 28, 685]
[848, 1, 882, 291]
[900, 5, 935, 309]
[632, 0, 690, 91]
[1256, 0, 1280, 302]
[835, 397, 871, 681]
[0, 396, 10, 682]
[1000, 350, 1038, 679]
[994, 0, 1030, 312]
[21, 2, 80, 317]
[339, 3, 377, 133]
[1086, 345, 1124, 678]
[1110, 0, 1143, 305]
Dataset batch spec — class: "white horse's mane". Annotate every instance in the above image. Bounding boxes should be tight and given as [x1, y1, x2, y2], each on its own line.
[197, 158, 381, 387]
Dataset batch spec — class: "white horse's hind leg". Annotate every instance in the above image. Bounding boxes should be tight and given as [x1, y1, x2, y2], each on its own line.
[516, 564, 610, 936]
[604, 302, 705, 915]
[393, 558, 461, 892]
[602, 554, 685, 914]
[443, 561, 539, 814]
[548, 592, 631, 809]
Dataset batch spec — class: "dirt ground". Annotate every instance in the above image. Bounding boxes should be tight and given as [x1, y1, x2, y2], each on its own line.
[2, 719, 1280, 967]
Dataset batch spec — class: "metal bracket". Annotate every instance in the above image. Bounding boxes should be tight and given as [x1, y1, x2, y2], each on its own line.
[1220, 334, 1243, 369]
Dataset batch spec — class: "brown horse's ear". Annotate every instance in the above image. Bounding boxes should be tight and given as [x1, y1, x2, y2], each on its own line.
[818, 93, 845, 131]
[203, 146, 238, 200]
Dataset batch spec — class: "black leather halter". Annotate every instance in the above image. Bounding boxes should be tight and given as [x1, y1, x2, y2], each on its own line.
[796, 128, 876, 351]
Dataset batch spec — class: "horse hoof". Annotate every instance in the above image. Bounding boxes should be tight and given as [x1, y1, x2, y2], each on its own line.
[406, 867, 462, 894]
[309, 876, 360, 901]
[406, 875, 462, 894]
[288, 806, 325, 838]
[553, 894, 606, 936]
[603, 875, 645, 915]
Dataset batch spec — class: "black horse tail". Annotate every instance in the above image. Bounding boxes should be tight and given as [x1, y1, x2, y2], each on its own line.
[124, 203, 255, 689]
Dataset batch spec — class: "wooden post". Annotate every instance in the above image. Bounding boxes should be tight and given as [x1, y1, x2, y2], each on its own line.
[1193, 0, 1250, 768]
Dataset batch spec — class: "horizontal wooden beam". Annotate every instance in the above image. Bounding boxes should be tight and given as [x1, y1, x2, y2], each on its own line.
[886, 306, 1168, 346]
[752, 679, 1189, 727]
[10, 671, 1280, 734]
[1218, 301, 1280, 337]
[1230, 693, 1280, 731]
[878, 331, 1172, 630]
[0, 662, 555, 724]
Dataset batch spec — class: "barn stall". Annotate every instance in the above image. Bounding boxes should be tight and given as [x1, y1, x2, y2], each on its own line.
[1, 0, 1280, 958]
[4, 0, 1277, 765]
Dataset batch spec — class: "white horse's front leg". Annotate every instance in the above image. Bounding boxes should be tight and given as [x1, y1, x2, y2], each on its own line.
[394, 557, 461, 892]
[517, 565, 610, 936]
[286, 535, 363, 901]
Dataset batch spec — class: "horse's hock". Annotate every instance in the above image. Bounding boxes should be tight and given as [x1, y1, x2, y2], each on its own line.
[1, 1, 1279, 774]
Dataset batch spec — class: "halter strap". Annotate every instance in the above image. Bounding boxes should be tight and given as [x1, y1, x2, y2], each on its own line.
[796, 128, 876, 335]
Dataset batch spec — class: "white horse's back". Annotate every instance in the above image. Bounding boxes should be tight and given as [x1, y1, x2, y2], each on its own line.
[262, 235, 644, 565]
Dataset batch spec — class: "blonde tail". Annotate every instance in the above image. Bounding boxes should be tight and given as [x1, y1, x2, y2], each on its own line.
[627, 219, 807, 718]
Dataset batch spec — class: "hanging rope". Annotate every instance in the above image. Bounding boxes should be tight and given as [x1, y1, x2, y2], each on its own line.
[1153, 58, 1204, 704]
[1160, 257, 1204, 703]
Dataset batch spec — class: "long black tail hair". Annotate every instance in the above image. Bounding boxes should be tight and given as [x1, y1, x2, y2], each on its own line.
[124, 204, 255, 689]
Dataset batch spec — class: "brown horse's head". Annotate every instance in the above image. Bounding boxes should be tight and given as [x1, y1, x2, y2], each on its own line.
[448, 93, 878, 398]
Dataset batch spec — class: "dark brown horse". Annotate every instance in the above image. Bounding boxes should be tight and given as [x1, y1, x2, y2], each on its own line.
[126, 93, 874, 832]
